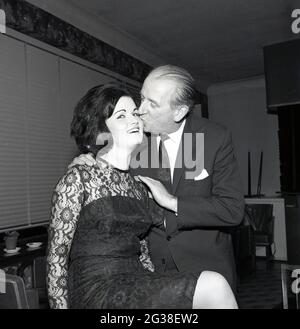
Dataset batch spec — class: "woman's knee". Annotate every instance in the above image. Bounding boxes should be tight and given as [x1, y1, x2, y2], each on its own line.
[193, 271, 238, 309]
[202, 271, 230, 291]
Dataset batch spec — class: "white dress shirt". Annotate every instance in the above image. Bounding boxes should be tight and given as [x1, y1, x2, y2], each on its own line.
[157, 119, 186, 183]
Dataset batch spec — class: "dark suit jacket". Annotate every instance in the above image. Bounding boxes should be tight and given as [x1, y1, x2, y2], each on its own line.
[131, 109, 245, 289]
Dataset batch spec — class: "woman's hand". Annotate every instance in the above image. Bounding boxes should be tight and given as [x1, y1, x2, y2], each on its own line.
[137, 176, 177, 213]
[68, 153, 97, 168]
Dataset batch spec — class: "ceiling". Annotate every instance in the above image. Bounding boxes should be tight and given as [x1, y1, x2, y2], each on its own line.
[67, 0, 299, 90]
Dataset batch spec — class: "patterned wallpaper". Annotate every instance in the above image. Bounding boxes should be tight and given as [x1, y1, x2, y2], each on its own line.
[0, 0, 152, 83]
[0, 0, 208, 117]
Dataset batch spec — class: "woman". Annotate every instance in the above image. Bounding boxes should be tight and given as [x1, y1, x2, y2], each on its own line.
[46, 83, 238, 309]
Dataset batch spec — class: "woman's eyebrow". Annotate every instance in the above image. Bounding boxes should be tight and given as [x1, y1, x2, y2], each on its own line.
[114, 109, 126, 115]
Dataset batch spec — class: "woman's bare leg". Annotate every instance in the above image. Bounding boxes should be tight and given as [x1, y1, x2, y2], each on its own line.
[192, 271, 238, 309]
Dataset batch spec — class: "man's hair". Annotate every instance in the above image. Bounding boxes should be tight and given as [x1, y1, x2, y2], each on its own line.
[70, 83, 132, 155]
[147, 65, 197, 109]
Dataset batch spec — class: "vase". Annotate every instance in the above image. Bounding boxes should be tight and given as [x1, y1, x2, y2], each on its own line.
[4, 236, 18, 250]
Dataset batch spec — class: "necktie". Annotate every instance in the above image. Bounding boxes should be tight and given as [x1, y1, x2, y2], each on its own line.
[155, 135, 171, 232]
[157, 134, 171, 189]
[158, 135, 179, 236]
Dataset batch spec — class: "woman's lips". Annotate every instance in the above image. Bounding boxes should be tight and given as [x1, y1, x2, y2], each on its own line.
[127, 127, 140, 134]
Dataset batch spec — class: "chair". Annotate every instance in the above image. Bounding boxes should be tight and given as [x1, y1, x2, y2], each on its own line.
[244, 204, 275, 268]
[0, 273, 39, 309]
[281, 263, 300, 309]
[32, 256, 49, 308]
[232, 213, 256, 278]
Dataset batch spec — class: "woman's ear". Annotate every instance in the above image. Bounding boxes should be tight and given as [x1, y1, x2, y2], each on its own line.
[173, 105, 189, 123]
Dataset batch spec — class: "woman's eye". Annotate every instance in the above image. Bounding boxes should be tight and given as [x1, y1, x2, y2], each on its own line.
[117, 114, 125, 119]
[150, 102, 156, 108]
[133, 112, 140, 117]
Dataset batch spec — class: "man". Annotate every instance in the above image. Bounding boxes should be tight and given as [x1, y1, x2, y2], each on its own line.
[74, 65, 245, 291]
[133, 65, 244, 291]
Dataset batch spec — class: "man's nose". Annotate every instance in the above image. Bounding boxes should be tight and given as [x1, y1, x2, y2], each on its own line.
[138, 99, 147, 114]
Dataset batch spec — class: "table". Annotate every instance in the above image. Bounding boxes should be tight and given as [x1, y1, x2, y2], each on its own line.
[0, 243, 46, 277]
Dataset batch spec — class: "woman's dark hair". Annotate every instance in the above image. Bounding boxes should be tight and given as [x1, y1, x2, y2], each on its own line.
[70, 83, 133, 155]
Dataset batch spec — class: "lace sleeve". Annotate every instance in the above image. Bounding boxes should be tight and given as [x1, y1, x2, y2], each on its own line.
[135, 181, 156, 272]
[137, 179, 165, 228]
[46, 166, 84, 309]
[139, 238, 155, 272]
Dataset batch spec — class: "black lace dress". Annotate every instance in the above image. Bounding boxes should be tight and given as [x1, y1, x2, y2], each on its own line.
[49, 158, 198, 309]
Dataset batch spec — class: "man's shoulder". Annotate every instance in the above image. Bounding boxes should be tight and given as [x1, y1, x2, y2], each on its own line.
[189, 111, 229, 135]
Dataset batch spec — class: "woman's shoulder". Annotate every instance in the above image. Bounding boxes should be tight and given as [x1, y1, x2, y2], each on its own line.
[134, 179, 149, 202]
[55, 164, 93, 192]
[65, 164, 87, 180]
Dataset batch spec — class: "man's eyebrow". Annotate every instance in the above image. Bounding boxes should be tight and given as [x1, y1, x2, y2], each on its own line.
[148, 97, 159, 106]
[141, 94, 159, 106]
[140, 90, 159, 106]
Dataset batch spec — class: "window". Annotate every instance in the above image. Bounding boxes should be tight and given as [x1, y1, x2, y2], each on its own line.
[0, 33, 140, 230]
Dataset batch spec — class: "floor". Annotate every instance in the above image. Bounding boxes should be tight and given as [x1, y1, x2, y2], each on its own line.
[236, 259, 283, 309]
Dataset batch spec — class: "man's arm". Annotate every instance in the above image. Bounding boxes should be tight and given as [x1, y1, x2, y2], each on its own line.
[176, 129, 245, 229]
[68, 153, 96, 168]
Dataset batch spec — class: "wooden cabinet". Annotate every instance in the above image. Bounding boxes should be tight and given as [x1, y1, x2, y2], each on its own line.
[245, 197, 287, 261]
[285, 194, 300, 264]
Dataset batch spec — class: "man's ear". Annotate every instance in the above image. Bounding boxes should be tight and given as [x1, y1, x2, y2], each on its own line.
[173, 105, 189, 122]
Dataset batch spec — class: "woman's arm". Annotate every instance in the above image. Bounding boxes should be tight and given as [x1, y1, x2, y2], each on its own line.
[46, 167, 84, 309]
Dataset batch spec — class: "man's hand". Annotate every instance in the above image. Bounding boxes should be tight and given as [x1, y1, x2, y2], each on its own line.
[68, 153, 96, 168]
[137, 176, 177, 213]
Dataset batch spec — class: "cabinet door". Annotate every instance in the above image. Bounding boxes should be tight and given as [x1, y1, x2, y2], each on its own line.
[285, 195, 300, 263]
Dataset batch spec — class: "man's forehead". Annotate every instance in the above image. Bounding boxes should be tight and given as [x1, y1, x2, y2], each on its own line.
[142, 76, 177, 95]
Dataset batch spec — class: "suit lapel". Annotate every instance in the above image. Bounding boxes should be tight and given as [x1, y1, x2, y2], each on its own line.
[172, 137, 185, 194]
[149, 133, 159, 179]
[172, 115, 193, 193]
[172, 112, 206, 194]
